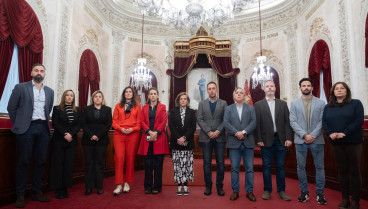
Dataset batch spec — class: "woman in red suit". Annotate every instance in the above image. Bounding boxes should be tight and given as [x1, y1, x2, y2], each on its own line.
[138, 87, 170, 194]
[112, 87, 141, 195]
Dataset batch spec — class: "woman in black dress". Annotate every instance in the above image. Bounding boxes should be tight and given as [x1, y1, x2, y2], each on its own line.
[50, 89, 81, 199]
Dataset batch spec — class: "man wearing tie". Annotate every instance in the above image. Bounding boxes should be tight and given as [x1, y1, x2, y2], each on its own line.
[254, 80, 292, 201]
[8, 63, 54, 208]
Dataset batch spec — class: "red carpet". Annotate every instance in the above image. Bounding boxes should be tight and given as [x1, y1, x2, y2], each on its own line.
[2, 170, 367, 209]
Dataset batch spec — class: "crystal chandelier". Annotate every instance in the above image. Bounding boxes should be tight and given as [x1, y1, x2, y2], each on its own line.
[252, 0, 273, 89]
[133, 0, 256, 33]
[130, 14, 152, 92]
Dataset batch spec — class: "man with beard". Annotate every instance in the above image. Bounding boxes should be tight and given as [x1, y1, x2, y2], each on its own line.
[8, 63, 54, 208]
[254, 80, 292, 201]
[289, 78, 327, 204]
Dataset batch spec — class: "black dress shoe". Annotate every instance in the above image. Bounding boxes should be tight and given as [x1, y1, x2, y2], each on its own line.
[204, 187, 212, 196]
[97, 189, 103, 195]
[217, 188, 225, 196]
[31, 192, 50, 202]
[55, 193, 64, 199]
[14, 196, 25, 208]
[85, 189, 92, 195]
[63, 188, 69, 198]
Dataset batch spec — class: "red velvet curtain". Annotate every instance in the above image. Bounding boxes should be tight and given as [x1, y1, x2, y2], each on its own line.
[365, 13, 368, 68]
[208, 55, 235, 78]
[249, 67, 280, 104]
[308, 40, 332, 100]
[0, 37, 14, 98]
[0, 0, 43, 95]
[79, 49, 100, 110]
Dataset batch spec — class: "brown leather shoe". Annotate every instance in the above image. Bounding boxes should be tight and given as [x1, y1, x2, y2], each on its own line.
[31, 192, 50, 202]
[230, 192, 239, 201]
[246, 192, 257, 202]
[14, 196, 25, 208]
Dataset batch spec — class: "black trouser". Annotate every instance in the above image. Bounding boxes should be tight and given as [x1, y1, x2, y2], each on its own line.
[49, 145, 77, 190]
[332, 144, 362, 201]
[144, 142, 164, 191]
[83, 145, 107, 190]
[16, 121, 50, 196]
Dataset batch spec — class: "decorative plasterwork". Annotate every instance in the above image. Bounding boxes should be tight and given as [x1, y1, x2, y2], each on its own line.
[56, 6, 71, 99]
[88, 0, 313, 38]
[310, 18, 331, 42]
[305, 0, 325, 20]
[126, 52, 160, 72]
[111, 30, 125, 105]
[34, 0, 47, 18]
[248, 49, 284, 70]
[78, 29, 99, 52]
[284, 23, 298, 101]
[338, 0, 350, 86]
[165, 39, 175, 69]
[212, 0, 312, 37]
[230, 38, 240, 68]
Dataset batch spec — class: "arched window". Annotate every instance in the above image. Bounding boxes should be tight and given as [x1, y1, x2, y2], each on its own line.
[79, 49, 100, 110]
[0, 0, 43, 113]
[249, 66, 280, 104]
[308, 40, 332, 103]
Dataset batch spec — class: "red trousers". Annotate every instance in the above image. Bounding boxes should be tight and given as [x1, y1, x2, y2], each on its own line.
[113, 131, 140, 184]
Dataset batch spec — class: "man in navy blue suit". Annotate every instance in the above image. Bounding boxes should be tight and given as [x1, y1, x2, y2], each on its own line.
[8, 63, 54, 208]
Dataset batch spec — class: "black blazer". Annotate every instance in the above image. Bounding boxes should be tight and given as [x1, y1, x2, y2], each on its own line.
[254, 98, 292, 147]
[169, 107, 196, 150]
[82, 105, 112, 146]
[51, 105, 81, 147]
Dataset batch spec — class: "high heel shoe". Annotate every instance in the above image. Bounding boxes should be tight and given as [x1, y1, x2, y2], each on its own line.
[85, 189, 92, 195]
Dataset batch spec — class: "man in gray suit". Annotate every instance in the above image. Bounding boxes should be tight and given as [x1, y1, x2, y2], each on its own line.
[254, 80, 292, 201]
[224, 87, 256, 201]
[7, 63, 54, 208]
[290, 78, 327, 204]
[197, 81, 227, 196]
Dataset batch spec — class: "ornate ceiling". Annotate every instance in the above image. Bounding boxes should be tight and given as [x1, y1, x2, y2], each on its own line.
[87, 0, 313, 38]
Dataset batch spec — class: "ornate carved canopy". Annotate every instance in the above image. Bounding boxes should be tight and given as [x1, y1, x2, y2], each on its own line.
[174, 27, 232, 58]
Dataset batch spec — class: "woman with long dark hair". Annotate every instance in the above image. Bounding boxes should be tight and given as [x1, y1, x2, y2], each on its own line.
[112, 87, 141, 195]
[50, 90, 81, 199]
[138, 87, 170, 194]
[82, 90, 112, 195]
[322, 82, 364, 209]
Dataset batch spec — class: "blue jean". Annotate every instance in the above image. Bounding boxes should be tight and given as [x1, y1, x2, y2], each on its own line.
[200, 141, 225, 188]
[295, 143, 325, 194]
[229, 144, 254, 192]
[261, 135, 286, 193]
[16, 121, 50, 195]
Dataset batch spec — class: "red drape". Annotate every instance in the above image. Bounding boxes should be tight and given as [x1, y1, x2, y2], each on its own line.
[365, 13, 368, 68]
[249, 67, 280, 104]
[79, 49, 100, 110]
[308, 40, 332, 100]
[0, 37, 14, 98]
[0, 0, 43, 95]
[167, 54, 238, 109]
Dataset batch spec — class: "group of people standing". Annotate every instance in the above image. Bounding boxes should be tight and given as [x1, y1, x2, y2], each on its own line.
[7, 63, 364, 209]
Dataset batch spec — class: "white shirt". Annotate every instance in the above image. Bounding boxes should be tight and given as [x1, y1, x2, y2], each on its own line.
[236, 103, 243, 121]
[31, 80, 46, 121]
[266, 97, 277, 133]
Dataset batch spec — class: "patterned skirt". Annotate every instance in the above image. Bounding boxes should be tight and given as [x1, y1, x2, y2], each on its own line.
[172, 149, 194, 184]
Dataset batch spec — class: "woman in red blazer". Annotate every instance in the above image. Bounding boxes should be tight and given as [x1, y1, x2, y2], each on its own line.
[138, 87, 169, 194]
[112, 87, 141, 195]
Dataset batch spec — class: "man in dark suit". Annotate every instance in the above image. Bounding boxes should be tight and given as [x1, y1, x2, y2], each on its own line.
[224, 87, 257, 201]
[254, 80, 292, 201]
[197, 81, 227, 196]
[7, 63, 54, 208]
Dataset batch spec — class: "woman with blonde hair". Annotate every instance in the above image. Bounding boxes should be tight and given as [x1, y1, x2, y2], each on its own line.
[50, 89, 81, 199]
[112, 87, 141, 195]
[82, 90, 112, 195]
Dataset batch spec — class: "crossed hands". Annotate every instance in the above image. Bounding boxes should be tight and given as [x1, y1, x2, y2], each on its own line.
[148, 131, 158, 142]
[304, 134, 315, 144]
[235, 131, 246, 140]
[64, 133, 73, 142]
[329, 132, 346, 140]
[91, 135, 99, 141]
[177, 137, 186, 146]
[208, 131, 220, 139]
[121, 128, 133, 135]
